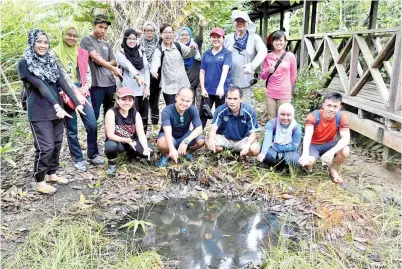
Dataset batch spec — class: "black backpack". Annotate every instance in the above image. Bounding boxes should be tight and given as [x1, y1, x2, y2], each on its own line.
[20, 82, 30, 111]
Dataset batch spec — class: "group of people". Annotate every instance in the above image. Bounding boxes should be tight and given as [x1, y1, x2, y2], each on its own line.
[18, 11, 350, 194]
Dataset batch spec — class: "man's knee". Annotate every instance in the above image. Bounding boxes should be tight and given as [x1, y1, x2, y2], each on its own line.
[248, 143, 260, 156]
[337, 146, 350, 158]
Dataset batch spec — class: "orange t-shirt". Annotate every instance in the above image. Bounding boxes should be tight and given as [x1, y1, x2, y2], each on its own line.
[305, 109, 349, 144]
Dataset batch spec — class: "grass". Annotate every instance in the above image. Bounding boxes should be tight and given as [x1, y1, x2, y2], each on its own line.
[2, 218, 163, 269]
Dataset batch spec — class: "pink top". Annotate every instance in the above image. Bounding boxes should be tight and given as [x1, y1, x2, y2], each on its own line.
[260, 51, 297, 100]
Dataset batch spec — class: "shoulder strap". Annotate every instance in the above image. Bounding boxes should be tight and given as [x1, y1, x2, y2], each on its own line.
[312, 110, 321, 129]
[174, 41, 182, 55]
[265, 51, 287, 88]
[335, 111, 341, 130]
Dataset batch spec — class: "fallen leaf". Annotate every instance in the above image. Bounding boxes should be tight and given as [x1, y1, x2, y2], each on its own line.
[198, 191, 208, 201]
[354, 236, 369, 243]
[280, 194, 294, 200]
[205, 233, 212, 240]
[354, 241, 367, 251]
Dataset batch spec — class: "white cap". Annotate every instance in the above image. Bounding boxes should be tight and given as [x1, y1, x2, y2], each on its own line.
[231, 10, 250, 22]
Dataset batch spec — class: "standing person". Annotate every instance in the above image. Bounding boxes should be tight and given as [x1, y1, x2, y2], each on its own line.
[139, 21, 161, 134]
[104, 87, 153, 175]
[224, 10, 267, 106]
[257, 103, 302, 167]
[178, 15, 207, 102]
[298, 92, 350, 183]
[150, 23, 198, 106]
[80, 14, 121, 122]
[156, 88, 205, 168]
[261, 30, 297, 120]
[207, 86, 260, 159]
[199, 27, 232, 128]
[51, 24, 104, 171]
[116, 28, 150, 132]
[17, 29, 85, 194]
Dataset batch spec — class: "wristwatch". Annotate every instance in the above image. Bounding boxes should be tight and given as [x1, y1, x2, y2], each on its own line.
[184, 139, 190, 145]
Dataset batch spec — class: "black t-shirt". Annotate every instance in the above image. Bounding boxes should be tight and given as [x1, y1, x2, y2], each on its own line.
[111, 107, 138, 140]
[17, 59, 63, 122]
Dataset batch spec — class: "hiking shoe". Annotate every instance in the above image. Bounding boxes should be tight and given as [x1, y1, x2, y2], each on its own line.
[184, 153, 194, 162]
[106, 165, 117, 175]
[156, 156, 169, 168]
[88, 155, 106, 166]
[74, 161, 87, 171]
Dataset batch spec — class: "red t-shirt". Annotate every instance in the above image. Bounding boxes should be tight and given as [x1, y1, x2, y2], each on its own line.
[305, 109, 349, 144]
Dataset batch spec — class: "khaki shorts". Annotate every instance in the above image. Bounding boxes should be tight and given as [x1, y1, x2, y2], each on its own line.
[214, 135, 248, 152]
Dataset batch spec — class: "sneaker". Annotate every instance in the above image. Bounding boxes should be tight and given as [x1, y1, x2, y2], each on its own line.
[156, 156, 169, 168]
[74, 161, 87, 171]
[88, 155, 106, 166]
[106, 165, 117, 175]
[184, 153, 194, 162]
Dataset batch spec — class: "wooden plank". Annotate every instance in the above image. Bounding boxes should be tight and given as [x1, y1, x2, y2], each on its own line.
[304, 28, 398, 38]
[322, 37, 331, 75]
[371, 34, 396, 69]
[310, 0, 317, 34]
[368, 0, 379, 29]
[373, 37, 393, 76]
[345, 111, 401, 152]
[326, 37, 349, 93]
[313, 38, 324, 61]
[337, 37, 353, 64]
[389, 31, 401, 112]
[304, 37, 320, 69]
[299, 0, 311, 68]
[355, 35, 389, 105]
[349, 37, 360, 92]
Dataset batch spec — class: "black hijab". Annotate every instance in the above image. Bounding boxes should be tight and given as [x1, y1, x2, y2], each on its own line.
[122, 29, 144, 71]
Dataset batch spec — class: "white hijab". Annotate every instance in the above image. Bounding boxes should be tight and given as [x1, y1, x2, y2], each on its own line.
[274, 103, 298, 145]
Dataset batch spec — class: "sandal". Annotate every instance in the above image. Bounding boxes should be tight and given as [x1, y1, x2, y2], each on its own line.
[46, 175, 69, 184]
[36, 182, 57, 194]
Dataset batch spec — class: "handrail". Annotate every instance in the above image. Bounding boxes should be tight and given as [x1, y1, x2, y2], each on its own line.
[304, 28, 398, 38]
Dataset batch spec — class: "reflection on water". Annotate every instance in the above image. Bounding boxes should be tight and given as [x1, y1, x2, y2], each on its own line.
[122, 199, 295, 269]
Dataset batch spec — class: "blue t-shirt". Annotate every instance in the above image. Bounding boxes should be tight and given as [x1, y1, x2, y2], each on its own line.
[200, 48, 232, 95]
[212, 103, 259, 141]
[160, 104, 202, 138]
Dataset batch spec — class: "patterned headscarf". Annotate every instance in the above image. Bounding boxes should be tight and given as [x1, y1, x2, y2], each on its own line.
[53, 25, 78, 81]
[23, 29, 59, 83]
[139, 21, 159, 63]
[274, 103, 298, 145]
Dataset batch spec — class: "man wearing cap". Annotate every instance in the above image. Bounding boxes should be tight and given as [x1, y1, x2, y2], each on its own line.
[207, 86, 260, 158]
[80, 14, 122, 122]
[156, 87, 205, 168]
[199, 27, 232, 128]
[224, 10, 267, 107]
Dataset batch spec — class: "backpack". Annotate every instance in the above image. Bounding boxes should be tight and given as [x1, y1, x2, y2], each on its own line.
[157, 41, 182, 67]
[20, 82, 30, 111]
[312, 109, 341, 131]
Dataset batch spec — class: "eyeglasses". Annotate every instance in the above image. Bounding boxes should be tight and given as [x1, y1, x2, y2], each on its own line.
[162, 31, 174, 35]
[65, 33, 78, 39]
[144, 29, 154, 33]
[126, 37, 137, 41]
[180, 32, 190, 37]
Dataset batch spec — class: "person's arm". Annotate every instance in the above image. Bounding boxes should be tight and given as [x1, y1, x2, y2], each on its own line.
[25, 75, 58, 106]
[104, 109, 132, 143]
[194, 16, 205, 45]
[135, 112, 151, 152]
[150, 48, 161, 77]
[260, 120, 274, 156]
[207, 109, 222, 151]
[179, 42, 197, 59]
[144, 54, 150, 86]
[199, 69, 208, 97]
[260, 56, 269, 80]
[58, 73, 82, 107]
[289, 53, 297, 86]
[115, 50, 140, 78]
[273, 124, 302, 153]
[248, 35, 268, 71]
[300, 124, 314, 158]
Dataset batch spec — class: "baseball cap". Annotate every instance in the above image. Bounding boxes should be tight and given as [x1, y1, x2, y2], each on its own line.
[93, 14, 112, 25]
[232, 10, 250, 22]
[117, 87, 134, 98]
[210, 27, 225, 37]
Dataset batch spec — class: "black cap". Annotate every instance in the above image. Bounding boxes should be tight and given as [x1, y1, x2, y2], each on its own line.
[93, 14, 111, 25]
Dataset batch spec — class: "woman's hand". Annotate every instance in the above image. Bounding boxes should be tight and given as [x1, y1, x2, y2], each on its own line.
[75, 105, 86, 115]
[201, 88, 209, 98]
[151, 71, 159, 79]
[143, 86, 150, 99]
[75, 91, 87, 105]
[135, 75, 144, 86]
[199, 15, 207, 27]
[56, 109, 72, 119]
[216, 85, 224, 99]
[79, 85, 90, 97]
[143, 147, 153, 160]
[257, 154, 265, 162]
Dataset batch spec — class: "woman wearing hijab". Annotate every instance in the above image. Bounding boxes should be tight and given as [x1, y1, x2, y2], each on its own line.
[139, 21, 160, 134]
[258, 103, 301, 167]
[116, 28, 150, 132]
[150, 23, 198, 106]
[177, 15, 206, 103]
[51, 24, 104, 172]
[17, 29, 85, 194]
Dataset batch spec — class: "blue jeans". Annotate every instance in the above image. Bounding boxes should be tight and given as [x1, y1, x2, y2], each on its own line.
[158, 130, 204, 148]
[90, 85, 116, 120]
[263, 148, 300, 167]
[64, 97, 98, 162]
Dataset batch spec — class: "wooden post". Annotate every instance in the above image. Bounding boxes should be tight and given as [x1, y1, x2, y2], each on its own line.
[348, 36, 360, 94]
[310, 0, 317, 34]
[368, 0, 379, 29]
[388, 30, 401, 112]
[280, 10, 284, 30]
[263, 2, 268, 45]
[259, 17, 262, 36]
[300, 0, 311, 68]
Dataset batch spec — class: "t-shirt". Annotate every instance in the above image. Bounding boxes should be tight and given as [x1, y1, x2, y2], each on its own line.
[17, 59, 62, 122]
[110, 107, 137, 140]
[200, 48, 232, 95]
[80, 35, 116, 87]
[305, 109, 349, 144]
[160, 104, 202, 139]
[212, 103, 259, 141]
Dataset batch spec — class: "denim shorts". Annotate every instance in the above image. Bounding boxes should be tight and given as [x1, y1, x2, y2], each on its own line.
[309, 141, 338, 158]
[158, 130, 204, 148]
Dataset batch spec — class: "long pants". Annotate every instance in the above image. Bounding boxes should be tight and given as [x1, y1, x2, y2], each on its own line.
[263, 148, 300, 167]
[134, 96, 149, 132]
[265, 96, 291, 120]
[163, 92, 176, 106]
[104, 139, 154, 164]
[90, 85, 116, 120]
[64, 97, 98, 162]
[199, 95, 225, 128]
[30, 119, 64, 182]
[149, 76, 161, 125]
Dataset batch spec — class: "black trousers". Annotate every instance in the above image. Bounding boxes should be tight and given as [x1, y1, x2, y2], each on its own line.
[149, 76, 161, 125]
[134, 96, 149, 132]
[163, 92, 176, 106]
[200, 95, 225, 128]
[90, 85, 117, 121]
[104, 139, 154, 164]
[30, 119, 64, 182]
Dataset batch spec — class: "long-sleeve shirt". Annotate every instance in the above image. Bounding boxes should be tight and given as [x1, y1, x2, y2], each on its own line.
[260, 51, 297, 100]
[151, 42, 197, 95]
[116, 48, 150, 97]
[260, 118, 302, 156]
